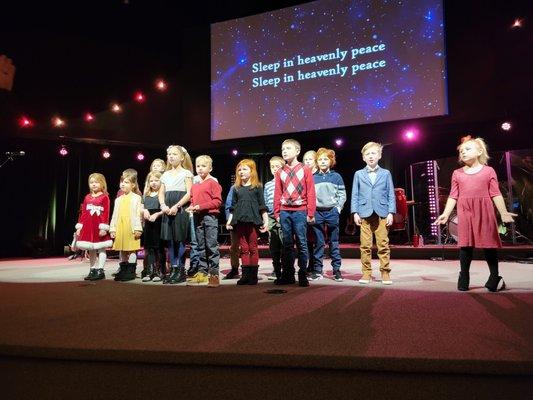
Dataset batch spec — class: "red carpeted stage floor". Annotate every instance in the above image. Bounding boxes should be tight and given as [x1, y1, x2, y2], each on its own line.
[1, 256, 532, 399]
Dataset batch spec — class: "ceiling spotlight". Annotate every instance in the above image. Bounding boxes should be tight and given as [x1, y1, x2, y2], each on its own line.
[18, 116, 34, 128]
[402, 128, 418, 142]
[102, 149, 111, 159]
[501, 121, 512, 131]
[231, 149, 239, 156]
[511, 18, 523, 28]
[136, 152, 145, 161]
[155, 79, 167, 91]
[334, 138, 344, 147]
[59, 145, 68, 157]
[53, 117, 66, 128]
[111, 103, 122, 113]
[84, 113, 94, 122]
[134, 91, 145, 103]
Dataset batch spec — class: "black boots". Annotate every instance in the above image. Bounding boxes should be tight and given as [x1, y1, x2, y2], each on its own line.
[236, 266, 258, 285]
[224, 268, 240, 280]
[274, 269, 296, 285]
[165, 266, 186, 284]
[458, 271, 470, 291]
[485, 275, 506, 292]
[85, 269, 105, 281]
[298, 270, 309, 287]
[114, 262, 129, 281]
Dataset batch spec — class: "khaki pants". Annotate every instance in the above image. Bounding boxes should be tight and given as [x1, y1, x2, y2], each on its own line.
[360, 213, 391, 273]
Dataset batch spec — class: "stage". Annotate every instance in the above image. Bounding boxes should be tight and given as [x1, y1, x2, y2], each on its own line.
[1, 256, 532, 399]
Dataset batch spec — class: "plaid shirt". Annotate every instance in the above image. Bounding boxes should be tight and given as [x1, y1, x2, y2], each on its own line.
[273, 162, 316, 218]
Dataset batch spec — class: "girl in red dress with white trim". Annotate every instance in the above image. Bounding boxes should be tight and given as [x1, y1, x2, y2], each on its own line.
[75, 173, 113, 281]
[435, 137, 517, 291]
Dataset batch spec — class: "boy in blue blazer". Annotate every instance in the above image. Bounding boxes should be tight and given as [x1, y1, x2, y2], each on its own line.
[351, 142, 396, 284]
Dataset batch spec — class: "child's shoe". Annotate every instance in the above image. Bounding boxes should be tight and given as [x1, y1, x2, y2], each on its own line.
[358, 271, 372, 284]
[167, 266, 186, 284]
[333, 270, 344, 282]
[196, 272, 209, 285]
[90, 268, 105, 281]
[381, 271, 393, 285]
[207, 274, 220, 288]
[223, 268, 240, 280]
[187, 265, 199, 277]
[84, 269, 96, 281]
[114, 262, 129, 281]
[274, 270, 296, 285]
[118, 263, 137, 281]
[458, 271, 470, 291]
[484, 275, 506, 292]
[298, 270, 309, 287]
[237, 266, 251, 285]
[309, 272, 323, 281]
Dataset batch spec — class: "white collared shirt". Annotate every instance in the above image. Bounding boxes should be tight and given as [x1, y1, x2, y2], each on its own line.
[366, 165, 380, 185]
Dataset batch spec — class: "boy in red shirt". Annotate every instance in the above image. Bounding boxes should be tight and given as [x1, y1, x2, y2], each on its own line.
[274, 139, 316, 287]
[186, 155, 223, 287]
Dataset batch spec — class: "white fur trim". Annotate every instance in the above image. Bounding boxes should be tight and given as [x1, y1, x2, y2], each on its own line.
[76, 240, 113, 251]
[75, 223, 83, 230]
[98, 223, 110, 231]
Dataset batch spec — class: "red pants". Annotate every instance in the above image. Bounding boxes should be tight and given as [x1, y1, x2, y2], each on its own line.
[235, 223, 259, 265]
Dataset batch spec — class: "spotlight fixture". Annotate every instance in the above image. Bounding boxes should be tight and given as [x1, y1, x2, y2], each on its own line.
[84, 113, 94, 122]
[102, 149, 111, 159]
[59, 145, 68, 157]
[403, 128, 418, 142]
[511, 18, 523, 28]
[231, 149, 239, 156]
[334, 138, 344, 147]
[134, 91, 145, 103]
[501, 121, 512, 131]
[111, 103, 122, 113]
[18, 116, 33, 128]
[136, 152, 145, 161]
[155, 79, 167, 91]
[53, 117, 66, 128]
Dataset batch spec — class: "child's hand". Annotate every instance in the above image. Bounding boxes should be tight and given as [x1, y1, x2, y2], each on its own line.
[353, 213, 361, 226]
[143, 210, 151, 220]
[161, 205, 170, 214]
[149, 214, 157, 222]
[134, 231, 142, 239]
[99, 229, 107, 237]
[307, 216, 315, 224]
[110, 232, 116, 239]
[433, 214, 448, 225]
[75, 229, 81, 237]
[501, 211, 518, 223]
[226, 224, 233, 231]
[386, 213, 394, 227]
[259, 224, 268, 233]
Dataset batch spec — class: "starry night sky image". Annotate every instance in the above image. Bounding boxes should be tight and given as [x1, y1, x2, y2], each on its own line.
[211, 0, 447, 141]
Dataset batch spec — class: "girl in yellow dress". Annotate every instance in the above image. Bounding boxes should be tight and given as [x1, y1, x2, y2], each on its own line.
[110, 171, 143, 281]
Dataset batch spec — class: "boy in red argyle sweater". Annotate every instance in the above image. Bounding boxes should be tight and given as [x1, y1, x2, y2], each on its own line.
[273, 139, 316, 286]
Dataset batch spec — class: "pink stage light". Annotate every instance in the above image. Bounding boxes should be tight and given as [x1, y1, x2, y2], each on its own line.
[59, 145, 68, 156]
[85, 113, 94, 122]
[111, 103, 122, 113]
[334, 138, 344, 147]
[134, 92, 145, 103]
[102, 149, 111, 159]
[231, 149, 239, 156]
[155, 79, 167, 91]
[501, 121, 512, 131]
[512, 18, 523, 28]
[136, 152, 145, 161]
[18, 116, 33, 128]
[403, 129, 418, 141]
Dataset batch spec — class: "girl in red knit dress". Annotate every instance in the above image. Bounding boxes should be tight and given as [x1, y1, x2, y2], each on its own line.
[75, 173, 113, 281]
[435, 137, 517, 291]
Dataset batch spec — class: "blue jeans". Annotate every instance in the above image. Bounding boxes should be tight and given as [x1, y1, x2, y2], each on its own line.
[312, 209, 341, 274]
[280, 210, 308, 273]
[189, 213, 199, 268]
[168, 240, 186, 267]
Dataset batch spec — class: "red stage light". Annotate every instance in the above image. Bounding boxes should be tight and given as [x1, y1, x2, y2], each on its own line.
[155, 79, 167, 91]
[18, 116, 33, 128]
[102, 149, 111, 159]
[59, 145, 68, 156]
[111, 103, 122, 113]
[512, 18, 523, 28]
[85, 113, 94, 122]
[403, 129, 418, 142]
[134, 92, 145, 103]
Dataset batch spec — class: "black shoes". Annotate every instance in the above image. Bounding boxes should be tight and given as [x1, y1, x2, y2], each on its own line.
[485, 275, 506, 292]
[224, 268, 240, 280]
[458, 271, 470, 291]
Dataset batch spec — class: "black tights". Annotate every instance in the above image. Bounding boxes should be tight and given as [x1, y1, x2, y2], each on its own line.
[459, 247, 499, 276]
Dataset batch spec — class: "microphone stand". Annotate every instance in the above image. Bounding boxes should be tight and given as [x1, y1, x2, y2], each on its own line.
[0, 154, 16, 169]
